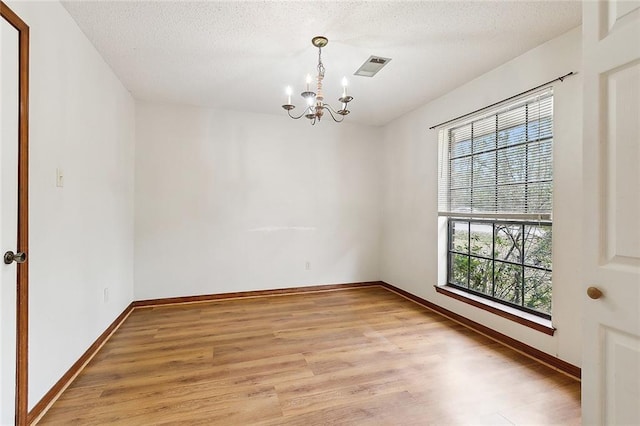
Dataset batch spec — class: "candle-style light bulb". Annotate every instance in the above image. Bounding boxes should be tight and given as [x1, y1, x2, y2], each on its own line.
[341, 77, 348, 97]
[286, 86, 292, 105]
[306, 74, 312, 91]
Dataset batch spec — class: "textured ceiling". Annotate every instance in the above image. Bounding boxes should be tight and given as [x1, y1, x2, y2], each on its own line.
[61, 1, 581, 126]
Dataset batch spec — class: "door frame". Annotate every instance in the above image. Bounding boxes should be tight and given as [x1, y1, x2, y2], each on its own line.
[0, 2, 29, 425]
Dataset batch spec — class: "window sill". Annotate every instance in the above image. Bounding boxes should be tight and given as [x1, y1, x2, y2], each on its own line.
[434, 285, 555, 336]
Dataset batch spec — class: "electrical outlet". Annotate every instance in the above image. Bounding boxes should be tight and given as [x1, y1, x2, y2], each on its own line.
[103, 287, 109, 303]
[305, 261, 311, 270]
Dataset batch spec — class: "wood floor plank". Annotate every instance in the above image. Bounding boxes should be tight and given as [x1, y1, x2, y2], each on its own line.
[37, 287, 580, 425]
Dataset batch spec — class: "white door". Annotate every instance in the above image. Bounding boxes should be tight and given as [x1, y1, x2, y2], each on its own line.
[582, 1, 640, 425]
[0, 13, 20, 425]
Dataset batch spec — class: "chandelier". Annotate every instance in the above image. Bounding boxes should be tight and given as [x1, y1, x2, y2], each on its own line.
[282, 36, 353, 125]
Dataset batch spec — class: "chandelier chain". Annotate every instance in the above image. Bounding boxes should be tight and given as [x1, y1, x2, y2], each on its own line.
[317, 47, 325, 78]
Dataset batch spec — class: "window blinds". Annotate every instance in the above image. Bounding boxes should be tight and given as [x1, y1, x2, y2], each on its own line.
[438, 89, 553, 220]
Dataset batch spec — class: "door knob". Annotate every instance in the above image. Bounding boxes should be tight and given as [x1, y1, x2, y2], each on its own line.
[587, 286, 603, 300]
[4, 251, 26, 265]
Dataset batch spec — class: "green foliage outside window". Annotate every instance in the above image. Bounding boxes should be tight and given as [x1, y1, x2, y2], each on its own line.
[449, 221, 552, 317]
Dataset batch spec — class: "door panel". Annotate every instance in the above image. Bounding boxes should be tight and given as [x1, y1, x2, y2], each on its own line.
[603, 0, 640, 35]
[0, 13, 20, 425]
[582, 0, 640, 424]
[603, 61, 640, 266]
[603, 327, 640, 426]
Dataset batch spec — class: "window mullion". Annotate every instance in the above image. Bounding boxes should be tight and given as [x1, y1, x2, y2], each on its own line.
[447, 220, 452, 287]
[521, 223, 525, 307]
[467, 221, 471, 289]
[492, 222, 496, 298]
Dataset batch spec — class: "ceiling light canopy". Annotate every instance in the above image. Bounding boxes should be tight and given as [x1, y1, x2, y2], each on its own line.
[282, 36, 353, 125]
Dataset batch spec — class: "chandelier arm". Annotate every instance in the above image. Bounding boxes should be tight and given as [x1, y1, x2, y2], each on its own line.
[287, 108, 308, 120]
[324, 104, 345, 123]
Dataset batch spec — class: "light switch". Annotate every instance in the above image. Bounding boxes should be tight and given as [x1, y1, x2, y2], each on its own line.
[56, 168, 64, 187]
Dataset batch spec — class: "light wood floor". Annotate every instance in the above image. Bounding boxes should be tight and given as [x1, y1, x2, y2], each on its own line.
[39, 287, 580, 425]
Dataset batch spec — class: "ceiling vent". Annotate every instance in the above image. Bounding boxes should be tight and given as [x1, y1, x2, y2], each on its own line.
[354, 55, 392, 77]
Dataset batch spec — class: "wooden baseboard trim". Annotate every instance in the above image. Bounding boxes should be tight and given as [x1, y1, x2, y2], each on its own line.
[379, 282, 581, 380]
[132, 281, 381, 308]
[27, 303, 134, 425]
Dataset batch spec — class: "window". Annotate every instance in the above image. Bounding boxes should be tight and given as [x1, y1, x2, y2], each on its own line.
[438, 90, 553, 318]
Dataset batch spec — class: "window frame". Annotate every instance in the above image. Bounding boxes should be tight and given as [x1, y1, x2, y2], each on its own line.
[438, 90, 555, 321]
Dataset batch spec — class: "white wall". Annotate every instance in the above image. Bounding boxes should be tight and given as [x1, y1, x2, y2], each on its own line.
[134, 103, 381, 300]
[380, 27, 583, 367]
[6, 0, 136, 409]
